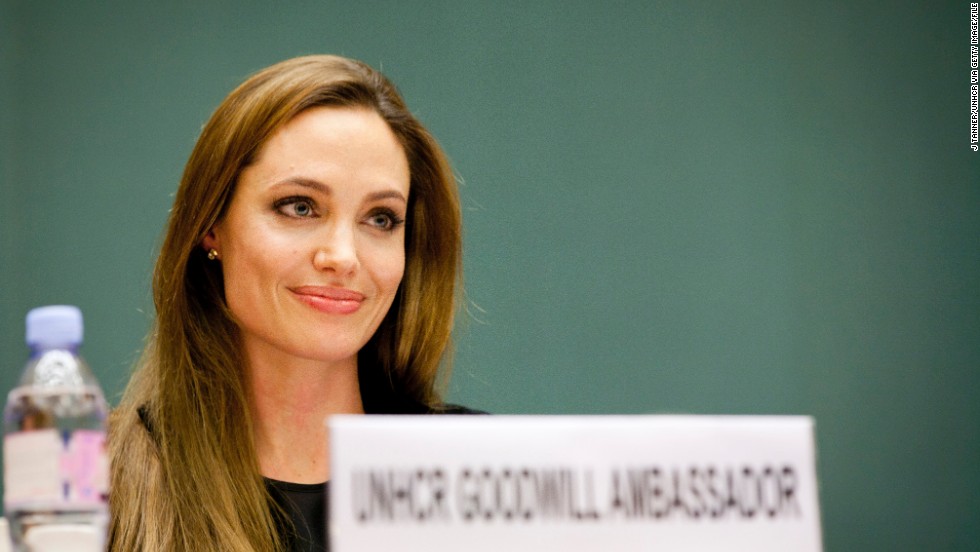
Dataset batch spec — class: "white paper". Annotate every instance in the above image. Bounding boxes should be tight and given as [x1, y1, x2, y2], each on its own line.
[329, 415, 822, 552]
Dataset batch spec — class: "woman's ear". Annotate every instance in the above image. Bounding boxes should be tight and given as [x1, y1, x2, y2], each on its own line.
[201, 227, 219, 253]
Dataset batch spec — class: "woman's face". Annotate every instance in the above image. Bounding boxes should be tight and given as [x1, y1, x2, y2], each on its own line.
[204, 106, 410, 368]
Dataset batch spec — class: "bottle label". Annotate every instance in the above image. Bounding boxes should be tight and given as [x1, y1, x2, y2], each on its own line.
[4, 429, 108, 507]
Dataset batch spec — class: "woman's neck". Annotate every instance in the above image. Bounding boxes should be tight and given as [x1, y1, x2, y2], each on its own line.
[245, 341, 364, 484]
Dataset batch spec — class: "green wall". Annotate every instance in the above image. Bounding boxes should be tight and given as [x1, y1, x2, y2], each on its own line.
[2, 1, 977, 549]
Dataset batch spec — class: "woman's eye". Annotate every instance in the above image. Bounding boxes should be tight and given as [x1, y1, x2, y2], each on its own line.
[366, 210, 405, 231]
[274, 197, 317, 218]
[292, 202, 313, 217]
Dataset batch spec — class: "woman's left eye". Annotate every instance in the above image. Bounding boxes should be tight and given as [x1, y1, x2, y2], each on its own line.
[366, 210, 405, 231]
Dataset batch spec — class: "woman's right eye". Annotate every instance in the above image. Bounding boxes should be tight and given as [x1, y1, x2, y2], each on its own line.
[273, 196, 318, 218]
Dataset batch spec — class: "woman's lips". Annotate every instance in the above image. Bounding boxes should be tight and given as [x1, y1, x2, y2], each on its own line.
[290, 286, 365, 315]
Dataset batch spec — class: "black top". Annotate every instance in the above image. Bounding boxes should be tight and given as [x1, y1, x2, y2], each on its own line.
[266, 478, 330, 552]
[266, 403, 484, 552]
[136, 360, 484, 552]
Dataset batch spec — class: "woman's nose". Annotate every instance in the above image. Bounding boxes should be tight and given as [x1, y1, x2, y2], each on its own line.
[312, 223, 358, 274]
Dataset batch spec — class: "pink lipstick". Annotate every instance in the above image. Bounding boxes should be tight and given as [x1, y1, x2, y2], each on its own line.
[290, 286, 365, 315]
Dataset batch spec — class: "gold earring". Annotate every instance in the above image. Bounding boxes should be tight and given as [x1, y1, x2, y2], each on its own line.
[207, 249, 219, 260]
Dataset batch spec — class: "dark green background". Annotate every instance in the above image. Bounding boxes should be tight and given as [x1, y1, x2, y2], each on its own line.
[2, 1, 978, 549]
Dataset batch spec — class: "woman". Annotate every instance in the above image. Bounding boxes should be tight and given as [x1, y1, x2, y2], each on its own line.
[108, 55, 472, 551]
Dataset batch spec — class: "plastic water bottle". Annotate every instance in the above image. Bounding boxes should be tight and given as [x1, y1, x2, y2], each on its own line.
[3, 306, 109, 551]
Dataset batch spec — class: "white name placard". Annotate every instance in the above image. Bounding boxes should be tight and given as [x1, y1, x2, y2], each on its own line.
[329, 416, 822, 552]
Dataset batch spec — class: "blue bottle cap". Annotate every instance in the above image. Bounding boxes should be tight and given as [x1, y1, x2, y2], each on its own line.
[26, 305, 84, 348]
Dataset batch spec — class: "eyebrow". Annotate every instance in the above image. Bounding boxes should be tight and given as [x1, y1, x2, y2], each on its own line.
[274, 177, 407, 203]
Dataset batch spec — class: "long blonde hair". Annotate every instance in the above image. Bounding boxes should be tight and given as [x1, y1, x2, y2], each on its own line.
[108, 55, 461, 551]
